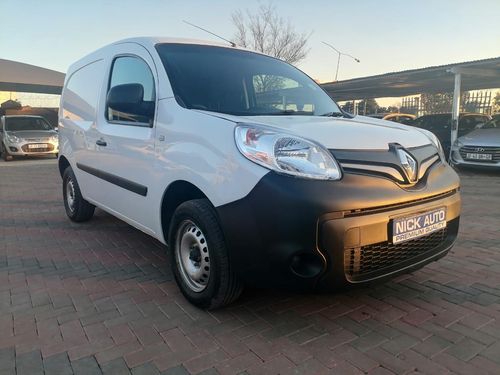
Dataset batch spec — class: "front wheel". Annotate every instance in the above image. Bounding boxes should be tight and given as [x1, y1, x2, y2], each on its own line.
[169, 199, 243, 309]
[62, 167, 95, 222]
[2, 144, 13, 161]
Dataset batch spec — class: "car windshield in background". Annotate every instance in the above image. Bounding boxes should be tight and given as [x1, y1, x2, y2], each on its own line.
[413, 115, 450, 131]
[156, 43, 341, 117]
[5, 117, 52, 131]
[482, 118, 499, 129]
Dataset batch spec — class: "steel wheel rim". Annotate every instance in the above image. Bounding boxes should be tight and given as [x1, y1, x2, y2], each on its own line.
[66, 179, 76, 212]
[175, 220, 210, 292]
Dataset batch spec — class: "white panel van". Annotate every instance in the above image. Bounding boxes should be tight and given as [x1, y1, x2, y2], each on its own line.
[59, 38, 461, 308]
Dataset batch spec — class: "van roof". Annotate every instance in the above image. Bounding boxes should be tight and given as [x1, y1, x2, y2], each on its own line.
[114, 36, 235, 49]
[66, 37, 253, 75]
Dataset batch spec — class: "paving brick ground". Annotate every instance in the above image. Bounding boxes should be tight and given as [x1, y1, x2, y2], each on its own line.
[0, 157, 499, 374]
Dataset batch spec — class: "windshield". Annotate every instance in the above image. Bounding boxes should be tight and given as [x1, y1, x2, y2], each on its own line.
[413, 115, 450, 131]
[156, 43, 341, 117]
[482, 118, 499, 129]
[5, 117, 53, 132]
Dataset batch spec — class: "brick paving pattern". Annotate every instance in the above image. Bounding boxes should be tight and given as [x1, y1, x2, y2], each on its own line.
[0, 159, 499, 374]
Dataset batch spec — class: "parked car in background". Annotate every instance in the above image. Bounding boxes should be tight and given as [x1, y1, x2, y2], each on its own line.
[491, 113, 500, 122]
[367, 113, 416, 125]
[411, 113, 491, 157]
[451, 117, 500, 168]
[0, 115, 59, 161]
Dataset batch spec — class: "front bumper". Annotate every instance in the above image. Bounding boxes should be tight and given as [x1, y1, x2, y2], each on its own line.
[451, 147, 500, 169]
[217, 162, 461, 290]
[4, 139, 58, 156]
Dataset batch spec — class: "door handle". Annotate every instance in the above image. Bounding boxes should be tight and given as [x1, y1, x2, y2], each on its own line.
[96, 139, 107, 147]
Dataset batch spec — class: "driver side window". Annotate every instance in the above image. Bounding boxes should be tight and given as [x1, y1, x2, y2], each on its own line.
[107, 56, 155, 125]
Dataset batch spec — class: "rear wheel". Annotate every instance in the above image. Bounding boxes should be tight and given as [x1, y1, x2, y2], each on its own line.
[62, 167, 95, 222]
[169, 199, 243, 309]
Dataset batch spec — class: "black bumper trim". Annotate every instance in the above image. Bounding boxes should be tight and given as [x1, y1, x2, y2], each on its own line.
[217, 165, 461, 290]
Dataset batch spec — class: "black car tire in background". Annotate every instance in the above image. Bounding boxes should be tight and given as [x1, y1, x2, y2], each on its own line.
[1, 143, 13, 161]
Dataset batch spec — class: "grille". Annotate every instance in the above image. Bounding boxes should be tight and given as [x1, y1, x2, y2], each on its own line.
[26, 138, 50, 142]
[21, 144, 55, 153]
[344, 228, 447, 280]
[459, 146, 500, 162]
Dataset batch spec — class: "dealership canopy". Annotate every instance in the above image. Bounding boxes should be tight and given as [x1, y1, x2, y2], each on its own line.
[321, 57, 500, 101]
[321, 56, 500, 146]
[0, 59, 65, 95]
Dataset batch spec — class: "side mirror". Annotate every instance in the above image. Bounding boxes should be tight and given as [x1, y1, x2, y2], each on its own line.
[107, 83, 144, 113]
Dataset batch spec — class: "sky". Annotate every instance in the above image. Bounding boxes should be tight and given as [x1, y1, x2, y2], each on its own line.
[1, 0, 500, 106]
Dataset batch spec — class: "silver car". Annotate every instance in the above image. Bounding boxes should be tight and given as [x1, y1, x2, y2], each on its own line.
[0, 115, 59, 161]
[451, 117, 500, 168]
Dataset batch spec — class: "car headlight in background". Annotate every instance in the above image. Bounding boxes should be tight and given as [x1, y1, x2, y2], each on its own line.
[235, 124, 342, 180]
[454, 139, 464, 148]
[50, 135, 59, 143]
[6, 133, 21, 144]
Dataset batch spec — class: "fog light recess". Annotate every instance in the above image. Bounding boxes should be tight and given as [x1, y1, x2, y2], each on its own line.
[290, 252, 324, 278]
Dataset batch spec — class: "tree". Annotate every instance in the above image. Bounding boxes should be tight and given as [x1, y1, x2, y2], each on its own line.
[231, 3, 311, 66]
[493, 92, 500, 113]
[420, 92, 453, 114]
[356, 98, 379, 115]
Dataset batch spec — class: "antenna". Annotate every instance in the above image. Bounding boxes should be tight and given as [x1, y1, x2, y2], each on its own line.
[183, 20, 236, 47]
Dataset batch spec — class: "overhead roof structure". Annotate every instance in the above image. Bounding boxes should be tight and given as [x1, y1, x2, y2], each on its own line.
[321, 57, 500, 101]
[0, 59, 65, 95]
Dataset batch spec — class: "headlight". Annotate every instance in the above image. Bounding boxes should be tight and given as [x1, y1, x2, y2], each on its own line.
[6, 133, 21, 143]
[235, 124, 342, 180]
[415, 128, 446, 162]
[50, 135, 59, 143]
[454, 139, 464, 148]
[432, 136, 446, 162]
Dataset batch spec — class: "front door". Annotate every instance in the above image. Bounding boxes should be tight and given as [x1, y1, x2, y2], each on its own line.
[84, 43, 159, 235]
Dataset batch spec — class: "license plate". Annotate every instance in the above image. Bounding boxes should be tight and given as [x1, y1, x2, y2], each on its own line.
[392, 207, 446, 244]
[28, 144, 48, 149]
[466, 152, 492, 160]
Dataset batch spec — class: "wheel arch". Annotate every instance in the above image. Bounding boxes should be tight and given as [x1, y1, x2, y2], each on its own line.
[58, 155, 71, 178]
[160, 180, 211, 243]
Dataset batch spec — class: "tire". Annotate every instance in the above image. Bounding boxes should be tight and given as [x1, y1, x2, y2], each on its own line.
[169, 199, 243, 309]
[62, 167, 95, 222]
[2, 144, 13, 161]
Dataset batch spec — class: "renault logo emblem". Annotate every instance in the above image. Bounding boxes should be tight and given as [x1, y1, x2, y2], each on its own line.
[388, 144, 419, 183]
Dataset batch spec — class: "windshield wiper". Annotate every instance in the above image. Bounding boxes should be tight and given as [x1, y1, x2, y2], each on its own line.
[320, 111, 346, 117]
[264, 110, 312, 116]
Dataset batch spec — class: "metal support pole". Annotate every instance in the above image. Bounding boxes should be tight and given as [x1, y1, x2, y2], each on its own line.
[335, 53, 341, 82]
[450, 72, 461, 150]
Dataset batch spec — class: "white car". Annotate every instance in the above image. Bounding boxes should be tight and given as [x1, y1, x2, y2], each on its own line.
[1, 115, 58, 161]
[451, 117, 500, 168]
[59, 37, 461, 308]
